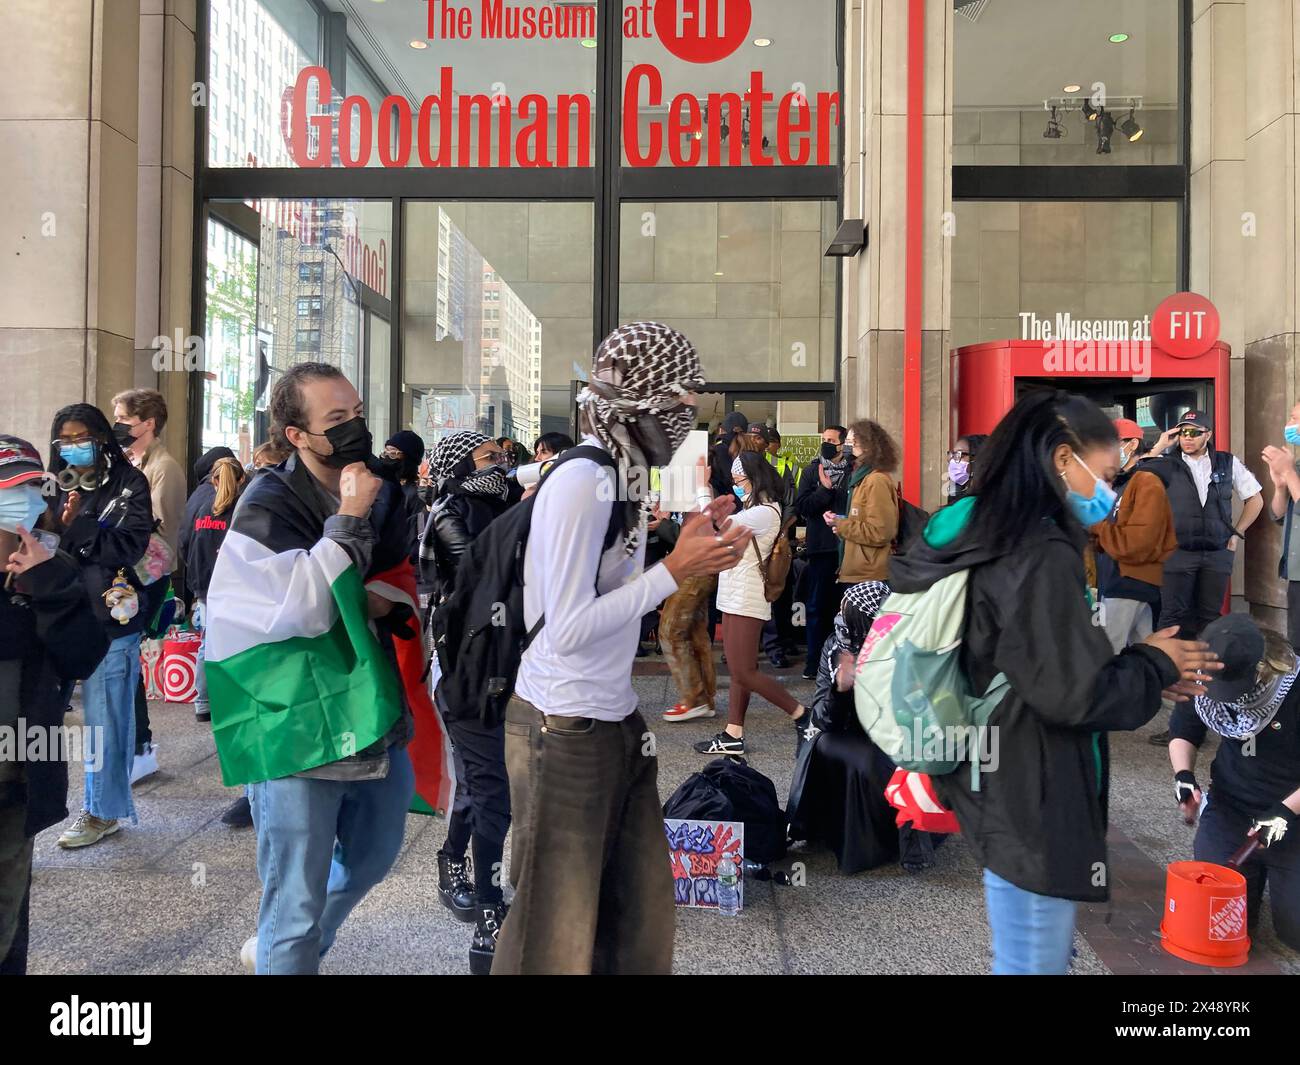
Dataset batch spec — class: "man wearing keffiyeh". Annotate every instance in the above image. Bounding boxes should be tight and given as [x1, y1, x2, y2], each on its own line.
[493, 322, 755, 975]
[1168, 614, 1300, 949]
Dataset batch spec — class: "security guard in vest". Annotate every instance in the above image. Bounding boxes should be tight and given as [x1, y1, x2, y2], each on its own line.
[1145, 409, 1263, 640]
[1143, 410, 1263, 745]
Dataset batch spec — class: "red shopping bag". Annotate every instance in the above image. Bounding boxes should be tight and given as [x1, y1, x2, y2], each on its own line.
[160, 632, 202, 703]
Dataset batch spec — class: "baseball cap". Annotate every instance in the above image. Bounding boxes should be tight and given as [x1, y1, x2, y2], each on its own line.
[0, 435, 49, 490]
[1175, 409, 1213, 432]
[1113, 418, 1144, 442]
[1200, 614, 1264, 703]
[748, 423, 772, 442]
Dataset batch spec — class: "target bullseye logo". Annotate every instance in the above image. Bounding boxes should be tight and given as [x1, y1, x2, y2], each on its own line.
[654, 0, 752, 64]
[162, 637, 201, 702]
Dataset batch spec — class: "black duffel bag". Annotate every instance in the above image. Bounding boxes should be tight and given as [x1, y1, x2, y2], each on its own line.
[663, 757, 788, 865]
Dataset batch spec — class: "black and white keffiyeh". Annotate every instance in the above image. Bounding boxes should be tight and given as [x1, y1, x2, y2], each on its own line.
[840, 580, 891, 651]
[431, 431, 507, 500]
[577, 322, 705, 555]
[1194, 663, 1299, 740]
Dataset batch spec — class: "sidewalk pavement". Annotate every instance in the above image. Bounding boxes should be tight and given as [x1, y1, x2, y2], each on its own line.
[25, 659, 1300, 975]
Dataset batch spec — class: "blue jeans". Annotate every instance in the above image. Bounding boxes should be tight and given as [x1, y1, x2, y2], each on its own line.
[983, 868, 1077, 975]
[248, 746, 414, 974]
[81, 632, 142, 823]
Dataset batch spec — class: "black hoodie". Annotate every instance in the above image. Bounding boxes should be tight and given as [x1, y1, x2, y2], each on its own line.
[179, 448, 239, 600]
[888, 501, 1178, 902]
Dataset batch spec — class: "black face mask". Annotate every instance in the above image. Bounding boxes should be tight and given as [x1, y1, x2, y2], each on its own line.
[820, 441, 842, 461]
[113, 422, 136, 447]
[309, 416, 374, 470]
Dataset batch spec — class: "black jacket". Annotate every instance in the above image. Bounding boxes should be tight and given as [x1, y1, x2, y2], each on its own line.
[418, 482, 510, 602]
[55, 460, 154, 635]
[0, 551, 109, 837]
[795, 459, 848, 555]
[889, 519, 1178, 902]
[178, 482, 232, 600]
[398, 482, 426, 569]
[1170, 683, 1300, 818]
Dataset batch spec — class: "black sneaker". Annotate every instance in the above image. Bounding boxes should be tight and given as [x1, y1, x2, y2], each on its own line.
[220, 795, 253, 828]
[469, 900, 509, 976]
[769, 652, 791, 669]
[1148, 729, 1171, 746]
[195, 708, 211, 723]
[800, 664, 817, 680]
[437, 852, 476, 922]
[694, 732, 745, 756]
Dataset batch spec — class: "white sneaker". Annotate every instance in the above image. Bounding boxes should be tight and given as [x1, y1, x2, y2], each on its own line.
[240, 934, 257, 973]
[130, 742, 159, 785]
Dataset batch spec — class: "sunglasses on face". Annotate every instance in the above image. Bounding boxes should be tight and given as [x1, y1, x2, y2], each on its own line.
[947, 450, 971, 461]
[1179, 427, 1208, 438]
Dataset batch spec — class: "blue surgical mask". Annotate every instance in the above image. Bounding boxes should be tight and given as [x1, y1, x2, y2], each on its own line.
[1065, 453, 1117, 526]
[1285, 424, 1300, 447]
[59, 441, 96, 468]
[0, 483, 49, 534]
[733, 485, 746, 500]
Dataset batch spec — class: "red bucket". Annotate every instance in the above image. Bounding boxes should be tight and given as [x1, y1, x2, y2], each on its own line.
[1159, 861, 1251, 967]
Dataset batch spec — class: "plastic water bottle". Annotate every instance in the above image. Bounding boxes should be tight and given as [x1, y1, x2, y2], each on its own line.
[717, 854, 740, 916]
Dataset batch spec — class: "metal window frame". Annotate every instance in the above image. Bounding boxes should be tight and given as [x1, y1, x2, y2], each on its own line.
[192, 0, 846, 451]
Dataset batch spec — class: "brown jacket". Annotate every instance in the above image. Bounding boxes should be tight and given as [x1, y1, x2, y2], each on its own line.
[1089, 469, 1177, 586]
[837, 468, 899, 582]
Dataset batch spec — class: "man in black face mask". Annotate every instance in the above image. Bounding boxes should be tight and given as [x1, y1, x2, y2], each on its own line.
[208, 362, 424, 974]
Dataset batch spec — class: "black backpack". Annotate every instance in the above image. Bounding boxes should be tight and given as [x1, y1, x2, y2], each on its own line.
[663, 758, 788, 865]
[430, 445, 621, 728]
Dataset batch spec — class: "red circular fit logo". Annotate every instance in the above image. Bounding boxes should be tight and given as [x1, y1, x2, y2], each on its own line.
[654, 0, 752, 64]
[1152, 292, 1220, 358]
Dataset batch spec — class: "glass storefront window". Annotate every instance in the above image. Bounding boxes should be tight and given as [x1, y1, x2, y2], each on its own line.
[200, 198, 393, 458]
[402, 202, 593, 448]
[622, 0, 840, 168]
[208, 0, 319, 167]
[618, 200, 837, 381]
[202, 219, 259, 457]
[955, 0, 1180, 166]
[950, 200, 1179, 349]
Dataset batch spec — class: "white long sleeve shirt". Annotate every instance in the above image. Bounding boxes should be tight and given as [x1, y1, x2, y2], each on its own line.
[514, 437, 679, 720]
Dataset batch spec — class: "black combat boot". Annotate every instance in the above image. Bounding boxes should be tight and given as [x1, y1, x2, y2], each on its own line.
[468, 900, 509, 975]
[437, 852, 475, 922]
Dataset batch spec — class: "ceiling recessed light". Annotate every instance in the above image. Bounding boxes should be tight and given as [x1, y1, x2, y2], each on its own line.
[1063, 84, 1081, 93]
[714, 271, 724, 276]
[753, 38, 772, 47]
[581, 38, 597, 48]
[409, 39, 428, 49]
[1109, 32, 1129, 43]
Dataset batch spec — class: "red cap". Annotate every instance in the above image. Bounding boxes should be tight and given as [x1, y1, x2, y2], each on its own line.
[1113, 418, 1144, 442]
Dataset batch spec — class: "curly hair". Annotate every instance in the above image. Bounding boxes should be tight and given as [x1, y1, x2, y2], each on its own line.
[846, 419, 900, 473]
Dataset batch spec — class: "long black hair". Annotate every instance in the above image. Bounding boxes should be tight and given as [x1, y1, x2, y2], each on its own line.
[962, 389, 1117, 553]
[48, 403, 129, 478]
[734, 449, 784, 508]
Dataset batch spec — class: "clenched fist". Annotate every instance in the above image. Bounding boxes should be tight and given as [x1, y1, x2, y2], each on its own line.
[338, 462, 382, 518]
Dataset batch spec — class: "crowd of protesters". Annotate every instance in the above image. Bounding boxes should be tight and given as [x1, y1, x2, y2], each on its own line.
[3, 327, 1300, 978]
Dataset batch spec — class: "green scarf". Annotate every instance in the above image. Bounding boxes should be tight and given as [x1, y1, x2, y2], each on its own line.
[838, 463, 874, 565]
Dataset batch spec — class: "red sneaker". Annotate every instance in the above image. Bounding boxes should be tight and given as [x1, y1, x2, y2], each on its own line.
[662, 703, 715, 723]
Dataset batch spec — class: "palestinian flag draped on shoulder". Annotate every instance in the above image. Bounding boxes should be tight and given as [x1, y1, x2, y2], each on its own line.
[204, 457, 453, 813]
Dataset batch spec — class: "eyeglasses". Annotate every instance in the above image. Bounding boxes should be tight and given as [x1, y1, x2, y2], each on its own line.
[1179, 427, 1208, 438]
[947, 450, 971, 461]
[53, 434, 95, 448]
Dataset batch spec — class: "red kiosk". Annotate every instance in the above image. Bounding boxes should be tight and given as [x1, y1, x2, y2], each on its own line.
[950, 339, 1231, 449]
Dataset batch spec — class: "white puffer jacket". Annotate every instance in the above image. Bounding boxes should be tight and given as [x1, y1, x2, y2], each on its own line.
[716, 500, 781, 621]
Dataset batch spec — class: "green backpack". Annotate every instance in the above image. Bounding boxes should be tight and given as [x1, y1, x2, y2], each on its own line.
[853, 567, 1010, 790]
